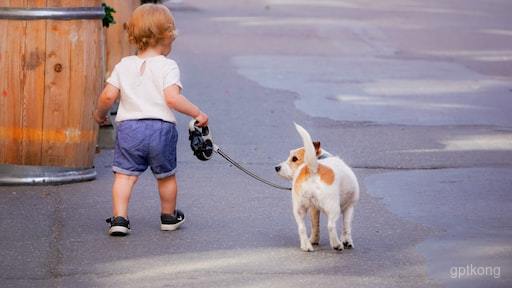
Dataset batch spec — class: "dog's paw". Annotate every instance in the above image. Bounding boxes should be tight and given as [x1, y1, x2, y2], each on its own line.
[301, 243, 315, 252]
[309, 237, 319, 246]
[333, 244, 344, 251]
[343, 241, 354, 249]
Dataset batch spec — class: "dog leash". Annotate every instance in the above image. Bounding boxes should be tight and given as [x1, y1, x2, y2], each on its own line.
[213, 145, 292, 191]
[189, 120, 291, 191]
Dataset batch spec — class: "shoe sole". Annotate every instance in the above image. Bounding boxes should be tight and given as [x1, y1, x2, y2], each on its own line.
[109, 226, 130, 236]
[161, 219, 184, 231]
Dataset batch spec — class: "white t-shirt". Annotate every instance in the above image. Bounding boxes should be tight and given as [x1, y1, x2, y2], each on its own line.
[107, 55, 182, 123]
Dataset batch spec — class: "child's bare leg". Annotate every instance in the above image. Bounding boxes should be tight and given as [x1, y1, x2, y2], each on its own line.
[112, 173, 138, 217]
[158, 175, 177, 214]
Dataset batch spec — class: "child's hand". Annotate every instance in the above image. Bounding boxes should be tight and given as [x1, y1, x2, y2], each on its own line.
[93, 110, 109, 126]
[94, 84, 119, 126]
[195, 111, 209, 127]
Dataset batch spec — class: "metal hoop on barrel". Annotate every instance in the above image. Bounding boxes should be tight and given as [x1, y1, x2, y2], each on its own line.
[0, 7, 105, 20]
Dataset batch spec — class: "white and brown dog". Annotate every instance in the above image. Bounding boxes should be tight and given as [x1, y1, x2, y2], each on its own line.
[275, 124, 359, 252]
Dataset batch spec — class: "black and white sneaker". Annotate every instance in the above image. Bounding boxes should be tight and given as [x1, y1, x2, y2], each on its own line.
[161, 209, 185, 231]
[106, 216, 130, 236]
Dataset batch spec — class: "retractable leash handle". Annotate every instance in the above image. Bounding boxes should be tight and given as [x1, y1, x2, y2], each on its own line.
[188, 120, 214, 161]
[187, 120, 291, 191]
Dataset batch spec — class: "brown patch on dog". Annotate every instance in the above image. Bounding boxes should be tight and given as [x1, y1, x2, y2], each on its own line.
[294, 165, 309, 192]
[289, 148, 305, 171]
[318, 164, 334, 185]
[293, 163, 335, 193]
[295, 148, 305, 162]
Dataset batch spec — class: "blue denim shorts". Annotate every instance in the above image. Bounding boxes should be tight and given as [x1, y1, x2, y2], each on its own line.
[113, 119, 178, 179]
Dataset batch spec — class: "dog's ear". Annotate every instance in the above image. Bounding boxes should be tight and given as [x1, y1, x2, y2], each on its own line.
[313, 141, 321, 156]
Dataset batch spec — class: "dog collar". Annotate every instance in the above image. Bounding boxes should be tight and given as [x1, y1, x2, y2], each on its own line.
[318, 153, 330, 160]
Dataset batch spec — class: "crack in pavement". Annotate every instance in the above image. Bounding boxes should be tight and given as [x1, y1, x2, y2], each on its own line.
[47, 191, 64, 284]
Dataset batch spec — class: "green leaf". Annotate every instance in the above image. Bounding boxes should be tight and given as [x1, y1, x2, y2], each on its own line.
[102, 3, 117, 28]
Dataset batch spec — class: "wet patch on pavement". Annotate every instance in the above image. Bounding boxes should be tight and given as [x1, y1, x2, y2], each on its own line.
[233, 55, 512, 126]
[365, 167, 512, 287]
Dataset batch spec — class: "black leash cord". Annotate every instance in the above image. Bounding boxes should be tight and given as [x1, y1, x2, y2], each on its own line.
[214, 146, 292, 191]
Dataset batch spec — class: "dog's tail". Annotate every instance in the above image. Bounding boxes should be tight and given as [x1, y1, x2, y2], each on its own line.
[295, 123, 318, 174]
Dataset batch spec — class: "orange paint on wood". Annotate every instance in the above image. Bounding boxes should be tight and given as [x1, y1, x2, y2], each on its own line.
[0, 127, 97, 144]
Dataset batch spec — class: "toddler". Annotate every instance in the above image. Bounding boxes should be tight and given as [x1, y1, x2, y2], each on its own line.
[94, 3, 208, 236]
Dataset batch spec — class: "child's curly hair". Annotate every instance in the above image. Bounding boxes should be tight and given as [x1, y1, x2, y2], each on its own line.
[127, 4, 177, 51]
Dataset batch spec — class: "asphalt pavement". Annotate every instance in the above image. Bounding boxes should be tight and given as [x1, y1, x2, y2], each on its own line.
[1, 0, 511, 287]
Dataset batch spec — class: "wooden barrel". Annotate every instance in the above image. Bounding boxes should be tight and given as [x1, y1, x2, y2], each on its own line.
[0, 0, 104, 185]
[104, 0, 138, 78]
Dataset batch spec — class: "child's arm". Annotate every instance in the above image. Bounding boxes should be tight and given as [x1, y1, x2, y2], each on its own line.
[164, 84, 208, 126]
[94, 84, 120, 125]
